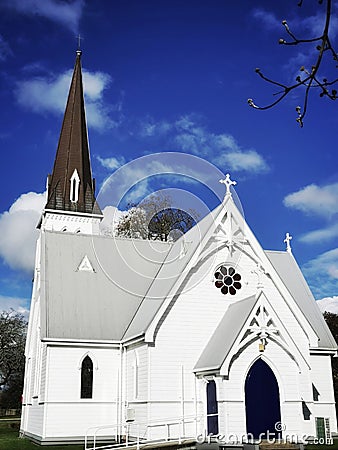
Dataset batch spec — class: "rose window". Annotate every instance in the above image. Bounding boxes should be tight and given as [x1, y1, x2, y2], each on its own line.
[214, 266, 242, 295]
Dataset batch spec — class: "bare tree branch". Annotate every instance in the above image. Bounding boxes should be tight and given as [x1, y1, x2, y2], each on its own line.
[248, 0, 338, 126]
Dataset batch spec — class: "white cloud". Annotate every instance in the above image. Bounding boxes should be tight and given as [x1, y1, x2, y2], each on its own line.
[218, 150, 269, 172]
[0, 35, 12, 61]
[300, 222, 338, 244]
[284, 182, 338, 217]
[316, 296, 338, 314]
[251, 8, 280, 30]
[282, 50, 313, 78]
[0, 192, 46, 272]
[97, 156, 126, 170]
[303, 248, 338, 298]
[98, 152, 226, 208]
[100, 205, 125, 236]
[138, 118, 172, 137]
[135, 114, 268, 174]
[252, 5, 338, 40]
[15, 68, 113, 131]
[2, 0, 84, 32]
[172, 116, 269, 173]
[305, 248, 338, 278]
[0, 295, 30, 318]
[295, 9, 338, 40]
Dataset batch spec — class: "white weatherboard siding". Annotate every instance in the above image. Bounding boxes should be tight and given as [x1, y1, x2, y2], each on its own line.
[23, 404, 45, 438]
[45, 403, 116, 438]
[46, 347, 119, 402]
[41, 346, 119, 439]
[125, 345, 149, 436]
[310, 354, 337, 433]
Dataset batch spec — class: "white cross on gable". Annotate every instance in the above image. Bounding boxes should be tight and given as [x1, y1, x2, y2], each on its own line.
[284, 232, 292, 254]
[219, 173, 237, 196]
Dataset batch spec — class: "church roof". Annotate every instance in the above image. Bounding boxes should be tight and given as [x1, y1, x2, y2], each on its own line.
[193, 295, 257, 373]
[40, 181, 337, 349]
[265, 250, 337, 349]
[40, 230, 174, 341]
[45, 51, 101, 215]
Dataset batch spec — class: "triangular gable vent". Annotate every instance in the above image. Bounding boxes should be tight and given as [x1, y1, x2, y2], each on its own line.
[77, 255, 95, 272]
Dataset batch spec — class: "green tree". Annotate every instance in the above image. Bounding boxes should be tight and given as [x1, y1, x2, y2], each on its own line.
[116, 193, 198, 241]
[0, 310, 27, 409]
[249, 0, 338, 126]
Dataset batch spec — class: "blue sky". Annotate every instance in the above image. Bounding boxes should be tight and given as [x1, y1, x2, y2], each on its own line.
[0, 0, 337, 315]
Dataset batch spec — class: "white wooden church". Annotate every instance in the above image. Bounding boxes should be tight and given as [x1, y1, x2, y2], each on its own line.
[20, 51, 337, 446]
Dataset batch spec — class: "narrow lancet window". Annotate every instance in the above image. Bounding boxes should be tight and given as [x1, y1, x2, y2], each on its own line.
[70, 169, 80, 203]
[81, 355, 93, 398]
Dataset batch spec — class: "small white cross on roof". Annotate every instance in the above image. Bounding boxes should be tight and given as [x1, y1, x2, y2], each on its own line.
[219, 173, 237, 196]
[284, 232, 292, 254]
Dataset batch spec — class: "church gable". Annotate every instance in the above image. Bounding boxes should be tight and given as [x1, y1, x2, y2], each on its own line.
[145, 177, 332, 357]
[193, 291, 310, 377]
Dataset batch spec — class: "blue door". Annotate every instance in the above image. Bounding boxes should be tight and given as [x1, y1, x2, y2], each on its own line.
[245, 358, 281, 439]
[207, 380, 219, 435]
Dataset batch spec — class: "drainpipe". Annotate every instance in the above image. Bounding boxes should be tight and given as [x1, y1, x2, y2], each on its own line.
[194, 375, 198, 437]
[118, 343, 123, 442]
[181, 365, 185, 438]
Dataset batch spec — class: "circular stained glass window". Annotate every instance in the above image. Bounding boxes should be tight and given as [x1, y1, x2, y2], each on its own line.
[214, 265, 242, 295]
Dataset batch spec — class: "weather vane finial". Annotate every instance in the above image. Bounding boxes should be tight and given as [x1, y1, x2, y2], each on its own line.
[219, 174, 237, 196]
[284, 232, 292, 254]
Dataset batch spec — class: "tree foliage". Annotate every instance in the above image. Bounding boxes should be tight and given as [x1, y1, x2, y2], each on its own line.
[116, 193, 198, 241]
[0, 310, 27, 409]
[248, 0, 338, 126]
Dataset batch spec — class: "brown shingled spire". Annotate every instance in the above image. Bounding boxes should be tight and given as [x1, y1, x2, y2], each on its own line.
[45, 51, 101, 215]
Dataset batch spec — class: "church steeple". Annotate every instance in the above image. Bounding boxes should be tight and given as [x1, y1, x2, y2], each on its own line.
[45, 50, 101, 216]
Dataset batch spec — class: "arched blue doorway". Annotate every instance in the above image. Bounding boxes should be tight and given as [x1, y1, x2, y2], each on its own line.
[207, 380, 219, 435]
[245, 358, 281, 439]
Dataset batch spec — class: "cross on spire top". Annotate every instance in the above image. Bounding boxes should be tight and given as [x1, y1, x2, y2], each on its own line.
[219, 173, 237, 196]
[76, 34, 83, 52]
[284, 232, 292, 253]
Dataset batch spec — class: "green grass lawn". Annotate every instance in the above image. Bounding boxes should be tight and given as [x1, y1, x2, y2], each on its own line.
[307, 443, 338, 450]
[0, 421, 84, 450]
[1, 420, 337, 450]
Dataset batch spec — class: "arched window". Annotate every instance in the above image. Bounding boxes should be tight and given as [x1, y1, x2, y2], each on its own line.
[70, 169, 80, 203]
[81, 355, 93, 399]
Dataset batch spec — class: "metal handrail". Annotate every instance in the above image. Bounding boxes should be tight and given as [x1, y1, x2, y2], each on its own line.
[84, 413, 214, 450]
